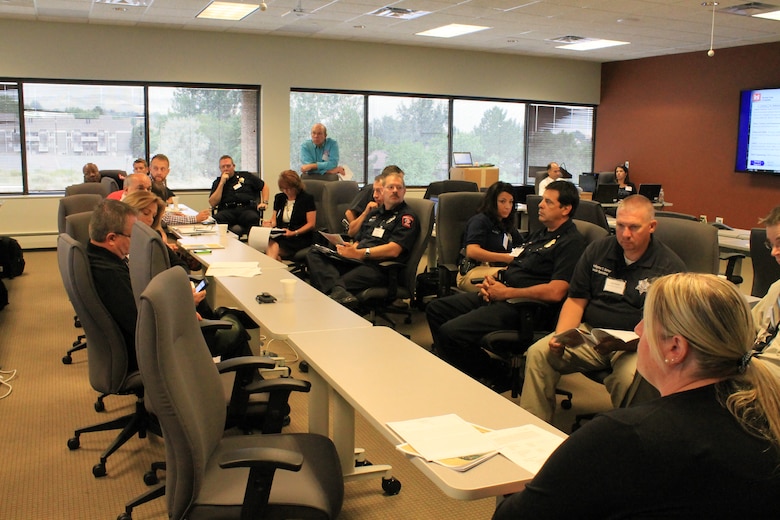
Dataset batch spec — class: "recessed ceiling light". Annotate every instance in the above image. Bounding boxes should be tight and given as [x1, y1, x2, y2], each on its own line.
[556, 39, 630, 51]
[417, 24, 490, 38]
[94, 0, 147, 5]
[753, 9, 780, 20]
[197, 1, 259, 21]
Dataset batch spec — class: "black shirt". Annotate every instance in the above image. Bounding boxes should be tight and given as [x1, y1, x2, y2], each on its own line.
[356, 201, 420, 263]
[210, 173, 265, 209]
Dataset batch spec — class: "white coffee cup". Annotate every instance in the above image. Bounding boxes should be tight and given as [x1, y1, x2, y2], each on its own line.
[172, 196, 179, 211]
[280, 278, 297, 301]
[217, 223, 228, 235]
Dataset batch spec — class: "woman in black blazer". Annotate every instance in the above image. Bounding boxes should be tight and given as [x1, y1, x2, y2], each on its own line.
[265, 169, 317, 261]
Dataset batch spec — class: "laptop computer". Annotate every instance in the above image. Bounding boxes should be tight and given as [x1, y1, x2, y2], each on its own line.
[452, 152, 474, 168]
[592, 183, 620, 204]
[638, 183, 662, 202]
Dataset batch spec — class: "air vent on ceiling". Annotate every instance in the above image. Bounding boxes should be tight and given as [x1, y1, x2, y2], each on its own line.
[546, 35, 588, 44]
[718, 2, 779, 15]
[369, 6, 430, 20]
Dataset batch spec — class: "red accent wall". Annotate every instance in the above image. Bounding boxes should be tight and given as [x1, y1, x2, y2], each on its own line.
[595, 41, 780, 229]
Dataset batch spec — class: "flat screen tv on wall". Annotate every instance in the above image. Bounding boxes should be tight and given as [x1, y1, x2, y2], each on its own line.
[735, 87, 780, 175]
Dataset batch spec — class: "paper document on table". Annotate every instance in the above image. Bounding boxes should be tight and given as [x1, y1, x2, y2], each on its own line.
[170, 225, 218, 238]
[319, 231, 346, 246]
[387, 414, 499, 462]
[485, 424, 566, 474]
[249, 227, 286, 250]
[178, 237, 225, 250]
[395, 423, 497, 471]
[205, 262, 262, 277]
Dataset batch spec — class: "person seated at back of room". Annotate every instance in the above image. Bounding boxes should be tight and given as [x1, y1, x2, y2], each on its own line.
[306, 171, 419, 308]
[537, 162, 561, 194]
[425, 181, 585, 390]
[208, 154, 268, 234]
[344, 165, 404, 225]
[264, 170, 316, 262]
[615, 164, 635, 200]
[150, 153, 212, 226]
[82, 162, 101, 183]
[456, 181, 523, 292]
[493, 273, 780, 519]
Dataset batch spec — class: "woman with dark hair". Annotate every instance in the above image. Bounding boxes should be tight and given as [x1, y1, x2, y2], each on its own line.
[615, 164, 635, 200]
[265, 170, 316, 261]
[457, 181, 522, 291]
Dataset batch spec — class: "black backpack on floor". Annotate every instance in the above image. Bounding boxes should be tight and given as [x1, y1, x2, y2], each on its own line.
[0, 236, 25, 279]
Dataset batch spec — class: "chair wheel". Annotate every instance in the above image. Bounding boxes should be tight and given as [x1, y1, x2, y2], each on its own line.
[299, 360, 309, 373]
[62, 355, 73, 365]
[382, 476, 402, 495]
[355, 459, 372, 467]
[560, 398, 572, 410]
[117, 512, 132, 520]
[93, 462, 107, 478]
[143, 470, 159, 486]
[67, 436, 80, 450]
[94, 398, 105, 413]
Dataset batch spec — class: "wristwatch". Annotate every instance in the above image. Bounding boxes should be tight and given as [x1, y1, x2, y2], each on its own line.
[364, 248, 371, 258]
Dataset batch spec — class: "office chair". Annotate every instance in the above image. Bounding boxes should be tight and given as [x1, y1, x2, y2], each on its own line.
[573, 199, 610, 232]
[321, 179, 359, 233]
[133, 266, 343, 520]
[210, 171, 264, 239]
[435, 191, 484, 297]
[100, 176, 119, 194]
[423, 179, 479, 199]
[65, 182, 111, 197]
[64, 212, 92, 246]
[99, 169, 126, 184]
[354, 198, 435, 328]
[58, 195, 102, 365]
[654, 211, 698, 221]
[750, 228, 780, 297]
[58, 234, 160, 478]
[480, 220, 609, 399]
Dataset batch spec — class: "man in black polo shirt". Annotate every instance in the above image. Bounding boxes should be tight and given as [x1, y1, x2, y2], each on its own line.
[307, 171, 419, 307]
[208, 155, 269, 234]
[426, 181, 586, 388]
[521, 194, 686, 423]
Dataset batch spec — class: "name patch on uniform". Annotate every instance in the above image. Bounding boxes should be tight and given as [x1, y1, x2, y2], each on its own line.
[402, 215, 415, 229]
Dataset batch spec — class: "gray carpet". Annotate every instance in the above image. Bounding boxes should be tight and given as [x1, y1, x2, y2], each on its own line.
[0, 250, 613, 519]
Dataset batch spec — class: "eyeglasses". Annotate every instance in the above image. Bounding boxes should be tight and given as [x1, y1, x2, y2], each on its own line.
[115, 231, 132, 239]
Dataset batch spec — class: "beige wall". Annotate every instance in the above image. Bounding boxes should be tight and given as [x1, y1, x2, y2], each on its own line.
[0, 19, 601, 248]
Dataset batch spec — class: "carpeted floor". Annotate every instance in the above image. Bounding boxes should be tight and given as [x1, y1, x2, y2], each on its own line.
[0, 250, 612, 519]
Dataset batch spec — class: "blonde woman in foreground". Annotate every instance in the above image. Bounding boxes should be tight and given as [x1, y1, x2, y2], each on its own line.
[494, 272, 780, 519]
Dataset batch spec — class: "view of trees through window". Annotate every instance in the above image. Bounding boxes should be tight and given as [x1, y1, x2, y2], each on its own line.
[291, 90, 594, 187]
[0, 81, 258, 193]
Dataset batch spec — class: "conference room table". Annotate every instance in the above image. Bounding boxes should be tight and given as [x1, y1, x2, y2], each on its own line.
[287, 326, 567, 501]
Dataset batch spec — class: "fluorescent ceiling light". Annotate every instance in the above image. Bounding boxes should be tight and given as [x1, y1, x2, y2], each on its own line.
[197, 1, 259, 21]
[556, 39, 630, 51]
[753, 9, 780, 20]
[417, 24, 490, 38]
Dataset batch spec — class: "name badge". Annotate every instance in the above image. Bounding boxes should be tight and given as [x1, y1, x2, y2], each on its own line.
[503, 233, 509, 250]
[323, 150, 329, 160]
[604, 278, 626, 295]
[372, 227, 385, 238]
[233, 183, 242, 190]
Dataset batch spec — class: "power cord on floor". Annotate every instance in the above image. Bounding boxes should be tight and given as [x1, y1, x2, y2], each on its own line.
[0, 369, 17, 400]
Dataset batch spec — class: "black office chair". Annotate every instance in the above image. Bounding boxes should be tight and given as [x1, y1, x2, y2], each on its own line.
[354, 198, 435, 328]
[654, 211, 698, 220]
[750, 228, 780, 297]
[58, 234, 160, 478]
[573, 199, 610, 232]
[134, 266, 343, 520]
[423, 180, 479, 199]
[480, 220, 609, 399]
[65, 182, 111, 197]
[321, 179, 359, 233]
[435, 191, 484, 297]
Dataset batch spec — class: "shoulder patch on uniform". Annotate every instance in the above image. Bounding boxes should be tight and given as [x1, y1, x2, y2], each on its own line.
[402, 215, 415, 229]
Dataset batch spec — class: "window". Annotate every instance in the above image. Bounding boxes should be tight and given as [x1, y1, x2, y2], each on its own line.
[148, 86, 259, 190]
[452, 100, 526, 184]
[0, 83, 22, 193]
[527, 104, 594, 185]
[22, 83, 145, 191]
[368, 95, 449, 187]
[289, 91, 365, 178]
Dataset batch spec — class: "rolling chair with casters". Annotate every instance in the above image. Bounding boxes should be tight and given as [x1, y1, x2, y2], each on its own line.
[126, 266, 343, 520]
[354, 198, 435, 328]
[750, 227, 780, 297]
[58, 234, 161, 478]
[435, 191, 484, 297]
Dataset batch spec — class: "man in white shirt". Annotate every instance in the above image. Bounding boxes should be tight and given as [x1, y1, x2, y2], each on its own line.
[537, 162, 562, 195]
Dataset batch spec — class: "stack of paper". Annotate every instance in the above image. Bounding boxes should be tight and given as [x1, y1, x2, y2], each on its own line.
[388, 414, 566, 473]
[205, 262, 262, 277]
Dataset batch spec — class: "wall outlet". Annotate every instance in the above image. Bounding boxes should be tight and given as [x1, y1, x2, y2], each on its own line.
[715, 216, 724, 224]
[699, 215, 708, 223]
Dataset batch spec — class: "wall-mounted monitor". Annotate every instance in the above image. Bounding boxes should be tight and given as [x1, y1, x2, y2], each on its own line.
[735, 87, 780, 175]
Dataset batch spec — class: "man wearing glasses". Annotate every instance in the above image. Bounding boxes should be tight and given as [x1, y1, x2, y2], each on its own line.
[748, 205, 780, 372]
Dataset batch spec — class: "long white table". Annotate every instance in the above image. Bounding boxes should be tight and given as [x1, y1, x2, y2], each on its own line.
[288, 326, 567, 501]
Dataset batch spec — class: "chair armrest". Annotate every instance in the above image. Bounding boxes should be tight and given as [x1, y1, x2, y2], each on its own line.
[220, 446, 304, 472]
[199, 319, 233, 333]
[216, 355, 277, 373]
[720, 252, 745, 285]
[245, 377, 312, 395]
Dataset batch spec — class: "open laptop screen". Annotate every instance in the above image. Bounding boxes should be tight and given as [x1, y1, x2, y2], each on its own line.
[638, 184, 662, 202]
[452, 152, 473, 167]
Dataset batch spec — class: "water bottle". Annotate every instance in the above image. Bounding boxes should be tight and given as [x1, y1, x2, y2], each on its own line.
[658, 188, 665, 204]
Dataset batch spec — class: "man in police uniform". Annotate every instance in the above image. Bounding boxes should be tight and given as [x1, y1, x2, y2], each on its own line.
[208, 155, 269, 234]
[520, 195, 686, 423]
[307, 171, 419, 307]
[426, 181, 586, 388]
